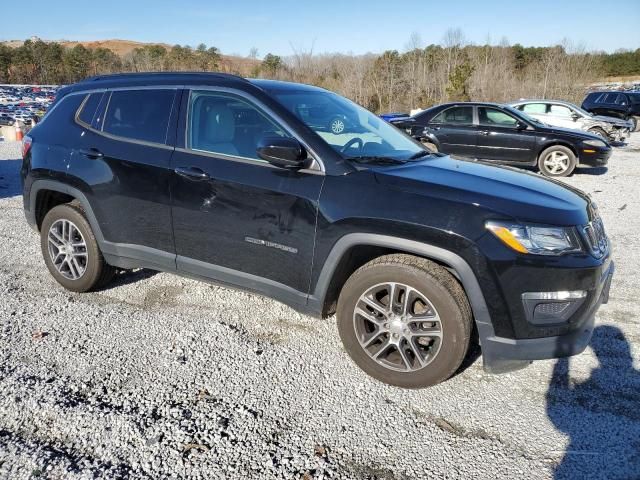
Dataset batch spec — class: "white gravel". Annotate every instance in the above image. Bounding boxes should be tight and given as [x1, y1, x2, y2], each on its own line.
[0, 136, 639, 480]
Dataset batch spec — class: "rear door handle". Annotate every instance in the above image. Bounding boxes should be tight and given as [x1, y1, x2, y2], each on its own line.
[79, 148, 103, 159]
[479, 130, 491, 136]
[174, 166, 210, 181]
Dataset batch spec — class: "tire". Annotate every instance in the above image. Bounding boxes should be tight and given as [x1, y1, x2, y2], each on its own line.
[40, 203, 115, 292]
[329, 117, 346, 134]
[588, 127, 607, 140]
[631, 116, 640, 132]
[420, 140, 438, 153]
[537, 145, 577, 177]
[336, 254, 472, 388]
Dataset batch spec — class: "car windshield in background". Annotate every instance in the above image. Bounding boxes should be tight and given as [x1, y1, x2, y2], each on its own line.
[266, 89, 424, 161]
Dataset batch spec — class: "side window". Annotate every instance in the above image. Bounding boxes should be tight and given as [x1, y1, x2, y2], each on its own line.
[594, 93, 607, 103]
[478, 107, 518, 127]
[549, 104, 572, 117]
[76, 93, 103, 126]
[103, 89, 175, 144]
[188, 91, 291, 160]
[603, 93, 619, 104]
[432, 106, 473, 125]
[522, 103, 547, 114]
[615, 94, 628, 105]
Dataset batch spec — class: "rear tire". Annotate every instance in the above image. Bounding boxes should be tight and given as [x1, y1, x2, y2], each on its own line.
[537, 145, 576, 177]
[631, 116, 640, 132]
[336, 254, 472, 388]
[40, 203, 115, 292]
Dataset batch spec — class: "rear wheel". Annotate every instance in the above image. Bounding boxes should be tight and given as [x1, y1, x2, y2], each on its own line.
[40, 203, 115, 292]
[631, 116, 639, 132]
[336, 254, 472, 388]
[538, 145, 576, 177]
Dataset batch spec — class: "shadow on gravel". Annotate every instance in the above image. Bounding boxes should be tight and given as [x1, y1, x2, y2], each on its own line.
[546, 325, 640, 479]
[99, 268, 159, 291]
[0, 159, 22, 198]
[574, 166, 608, 176]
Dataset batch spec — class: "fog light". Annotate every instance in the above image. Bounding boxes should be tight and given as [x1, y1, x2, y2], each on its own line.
[521, 291, 587, 326]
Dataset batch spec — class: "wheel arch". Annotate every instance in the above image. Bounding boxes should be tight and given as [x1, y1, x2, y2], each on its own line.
[309, 233, 495, 340]
[537, 140, 578, 161]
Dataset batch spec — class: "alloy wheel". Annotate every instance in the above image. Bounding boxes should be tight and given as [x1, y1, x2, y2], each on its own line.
[543, 151, 570, 175]
[47, 219, 88, 280]
[353, 282, 443, 372]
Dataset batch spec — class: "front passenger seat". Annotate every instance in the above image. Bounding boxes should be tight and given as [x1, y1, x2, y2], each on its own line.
[200, 103, 239, 156]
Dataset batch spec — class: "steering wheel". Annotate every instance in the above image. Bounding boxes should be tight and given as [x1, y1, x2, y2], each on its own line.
[340, 137, 364, 154]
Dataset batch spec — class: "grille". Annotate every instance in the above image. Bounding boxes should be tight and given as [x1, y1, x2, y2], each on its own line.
[582, 217, 608, 258]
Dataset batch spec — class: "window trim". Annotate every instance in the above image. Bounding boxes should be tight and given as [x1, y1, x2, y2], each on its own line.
[183, 86, 324, 174]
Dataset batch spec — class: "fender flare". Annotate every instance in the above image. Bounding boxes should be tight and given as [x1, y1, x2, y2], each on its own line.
[308, 233, 495, 339]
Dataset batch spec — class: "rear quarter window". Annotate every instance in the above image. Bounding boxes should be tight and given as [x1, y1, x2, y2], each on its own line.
[76, 93, 103, 126]
[103, 89, 176, 144]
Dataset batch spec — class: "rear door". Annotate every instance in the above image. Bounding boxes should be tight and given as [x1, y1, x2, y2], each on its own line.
[71, 87, 179, 269]
[428, 105, 477, 156]
[476, 106, 536, 163]
[169, 88, 324, 305]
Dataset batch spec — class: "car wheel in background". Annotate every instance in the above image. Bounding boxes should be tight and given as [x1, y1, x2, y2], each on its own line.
[420, 140, 438, 153]
[631, 116, 640, 132]
[336, 254, 472, 388]
[588, 127, 608, 140]
[537, 145, 577, 177]
[40, 203, 115, 292]
[330, 117, 346, 134]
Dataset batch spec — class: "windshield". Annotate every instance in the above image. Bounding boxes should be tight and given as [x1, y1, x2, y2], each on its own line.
[267, 88, 424, 161]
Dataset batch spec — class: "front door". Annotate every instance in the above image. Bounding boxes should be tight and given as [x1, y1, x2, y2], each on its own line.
[170, 89, 324, 305]
[428, 105, 477, 157]
[476, 106, 536, 163]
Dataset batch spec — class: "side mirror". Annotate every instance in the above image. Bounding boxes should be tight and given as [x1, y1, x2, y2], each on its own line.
[571, 113, 580, 121]
[257, 136, 308, 170]
[516, 121, 528, 130]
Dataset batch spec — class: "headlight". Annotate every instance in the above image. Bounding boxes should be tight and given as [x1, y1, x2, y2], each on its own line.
[486, 221, 582, 255]
[583, 139, 606, 148]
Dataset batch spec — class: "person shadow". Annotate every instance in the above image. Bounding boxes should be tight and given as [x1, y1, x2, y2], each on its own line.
[546, 325, 640, 479]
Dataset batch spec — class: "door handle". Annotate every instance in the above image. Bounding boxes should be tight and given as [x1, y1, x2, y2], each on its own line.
[79, 148, 103, 159]
[174, 166, 210, 181]
[479, 130, 491, 136]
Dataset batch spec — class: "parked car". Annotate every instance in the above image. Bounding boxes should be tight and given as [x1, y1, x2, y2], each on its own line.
[509, 99, 632, 143]
[379, 112, 410, 122]
[581, 91, 640, 132]
[390, 102, 611, 177]
[22, 73, 613, 388]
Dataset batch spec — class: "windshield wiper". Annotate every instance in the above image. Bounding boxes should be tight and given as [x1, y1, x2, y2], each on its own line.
[347, 156, 408, 165]
[409, 150, 432, 160]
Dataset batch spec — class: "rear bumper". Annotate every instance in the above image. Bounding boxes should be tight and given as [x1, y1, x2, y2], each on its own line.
[480, 260, 614, 373]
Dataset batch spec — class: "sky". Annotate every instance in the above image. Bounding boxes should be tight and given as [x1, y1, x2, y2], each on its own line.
[2, 0, 639, 57]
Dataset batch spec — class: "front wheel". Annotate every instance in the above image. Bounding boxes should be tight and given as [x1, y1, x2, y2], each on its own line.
[538, 145, 576, 177]
[336, 254, 472, 388]
[40, 203, 115, 292]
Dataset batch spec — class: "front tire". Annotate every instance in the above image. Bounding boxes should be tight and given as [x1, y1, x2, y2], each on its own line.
[336, 254, 472, 388]
[538, 145, 576, 177]
[40, 203, 115, 292]
[631, 116, 639, 132]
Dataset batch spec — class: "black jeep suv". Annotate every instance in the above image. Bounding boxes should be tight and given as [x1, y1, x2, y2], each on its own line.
[390, 102, 612, 177]
[21, 73, 614, 388]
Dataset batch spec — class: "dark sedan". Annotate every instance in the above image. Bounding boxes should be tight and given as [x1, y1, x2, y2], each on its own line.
[390, 102, 612, 176]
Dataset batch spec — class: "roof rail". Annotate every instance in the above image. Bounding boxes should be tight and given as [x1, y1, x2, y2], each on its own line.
[80, 71, 248, 83]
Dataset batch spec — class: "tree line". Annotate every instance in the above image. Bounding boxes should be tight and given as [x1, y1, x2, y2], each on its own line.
[1, 32, 639, 113]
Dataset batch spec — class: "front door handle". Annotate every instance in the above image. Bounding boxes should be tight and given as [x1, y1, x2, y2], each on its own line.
[79, 148, 103, 159]
[174, 166, 210, 181]
[479, 130, 491, 136]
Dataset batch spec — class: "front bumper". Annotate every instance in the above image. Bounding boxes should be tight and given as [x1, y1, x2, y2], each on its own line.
[480, 259, 614, 373]
[578, 146, 612, 167]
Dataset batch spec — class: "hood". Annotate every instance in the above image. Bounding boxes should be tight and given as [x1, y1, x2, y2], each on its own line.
[373, 155, 592, 226]
[590, 114, 633, 128]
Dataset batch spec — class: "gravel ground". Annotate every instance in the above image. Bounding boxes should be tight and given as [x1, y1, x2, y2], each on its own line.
[0, 136, 639, 480]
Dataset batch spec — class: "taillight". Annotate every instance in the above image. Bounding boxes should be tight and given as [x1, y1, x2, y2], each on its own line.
[22, 135, 32, 158]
